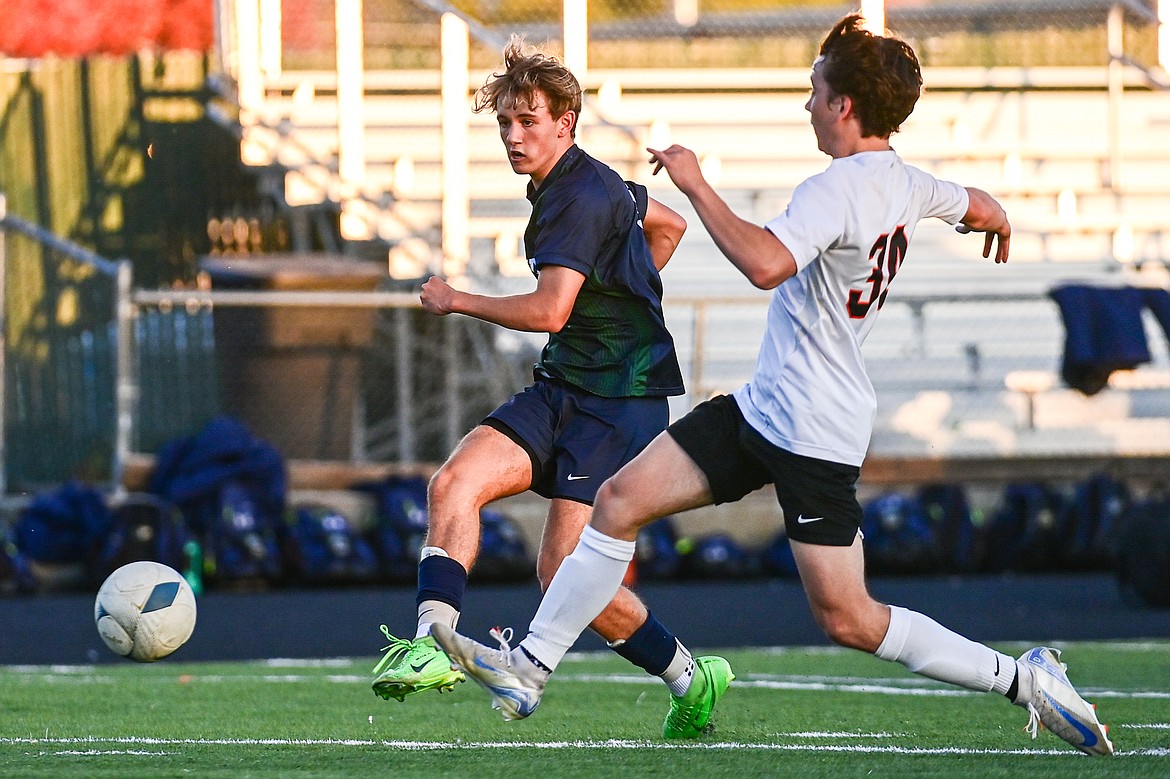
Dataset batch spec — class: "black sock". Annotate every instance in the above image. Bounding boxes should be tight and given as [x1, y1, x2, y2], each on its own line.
[416, 554, 467, 611]
[608, 613, 678, 676]
[520, 645, 552, 673]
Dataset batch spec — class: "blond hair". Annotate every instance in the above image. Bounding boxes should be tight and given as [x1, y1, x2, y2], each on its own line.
[473, 36, 583, 136]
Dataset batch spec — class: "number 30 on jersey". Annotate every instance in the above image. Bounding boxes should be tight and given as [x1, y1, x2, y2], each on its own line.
[847, 225, 908, 319]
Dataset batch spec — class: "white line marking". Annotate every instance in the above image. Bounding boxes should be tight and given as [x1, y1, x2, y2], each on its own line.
[748, 673, 941, 685]
[786, 732, 897, 738]
[562, 674, 1170, 700]
[714, 679, 976, 697]
[7, 640, 1168, 673]
[265, 658, 357, 668]
[1077, 642, 1170, 652]
[45, 750, 170, 756]
[7, 669, 1168, 700]
[1122, 723, 1170, 729]
[3, 736, 1167, 757]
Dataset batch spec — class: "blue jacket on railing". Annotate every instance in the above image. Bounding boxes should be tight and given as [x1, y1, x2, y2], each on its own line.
[1049, 284, 1161, 395]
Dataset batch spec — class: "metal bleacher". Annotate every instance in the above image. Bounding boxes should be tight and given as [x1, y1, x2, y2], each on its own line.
[240, 62, 1170, 263]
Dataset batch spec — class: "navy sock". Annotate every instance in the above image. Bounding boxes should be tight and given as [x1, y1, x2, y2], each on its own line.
[416, 555, 468, 610]
[609, 613, 678, 676]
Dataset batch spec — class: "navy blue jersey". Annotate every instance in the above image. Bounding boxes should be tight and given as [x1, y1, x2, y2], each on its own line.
[524, 145, 684, 398]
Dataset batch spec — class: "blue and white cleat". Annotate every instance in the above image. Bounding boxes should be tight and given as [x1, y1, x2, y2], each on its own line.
[1018, 646, 1114, 756]
[431, 624, 546, 721]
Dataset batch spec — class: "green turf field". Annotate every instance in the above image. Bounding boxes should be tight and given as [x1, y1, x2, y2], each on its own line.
[2, 641, 1167, 777]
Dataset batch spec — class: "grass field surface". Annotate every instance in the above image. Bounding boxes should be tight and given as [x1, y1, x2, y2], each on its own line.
[3, 640, 1168, 777]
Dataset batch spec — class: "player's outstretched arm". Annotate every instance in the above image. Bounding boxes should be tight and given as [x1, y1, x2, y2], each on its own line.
[958, 187, 1011, 264]
[648, 144, 797, 289]
[419, 265, 586, 332]
[644, 196, 687, 271]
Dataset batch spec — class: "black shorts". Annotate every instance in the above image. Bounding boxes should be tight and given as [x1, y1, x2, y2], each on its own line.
[485, 378, 669, 505]
[667, 394, 862, 546]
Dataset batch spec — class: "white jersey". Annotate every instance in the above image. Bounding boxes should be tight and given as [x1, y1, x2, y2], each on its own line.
[732, 150, 968, 466]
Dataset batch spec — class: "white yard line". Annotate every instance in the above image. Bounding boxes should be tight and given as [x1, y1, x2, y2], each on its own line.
[8, 668, 1169, 701]
[3, 736, 1168, 757]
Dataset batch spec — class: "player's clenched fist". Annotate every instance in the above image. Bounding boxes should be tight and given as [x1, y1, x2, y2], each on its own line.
[420, 275, 458, 315]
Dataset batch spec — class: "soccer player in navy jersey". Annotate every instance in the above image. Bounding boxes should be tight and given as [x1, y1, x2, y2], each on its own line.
[433, 15, 1113, 755]
[371, 36, 732, 739]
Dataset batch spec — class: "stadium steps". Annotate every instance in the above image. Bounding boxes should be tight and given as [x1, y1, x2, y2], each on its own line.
[237, 71, 1170, 265]
[216, 69, 1170, 467]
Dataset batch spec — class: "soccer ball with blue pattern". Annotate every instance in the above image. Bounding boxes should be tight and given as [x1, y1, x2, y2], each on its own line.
[94, 561, 197, 662]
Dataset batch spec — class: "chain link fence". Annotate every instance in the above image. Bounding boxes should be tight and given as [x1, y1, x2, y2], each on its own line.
[0, 205, 540, 491]
[276, 0, 1163, 71]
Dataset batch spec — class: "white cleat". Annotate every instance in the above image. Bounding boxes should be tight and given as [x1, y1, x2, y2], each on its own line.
[1018, 646, 1114, 756]
[430, 624, 546, 721]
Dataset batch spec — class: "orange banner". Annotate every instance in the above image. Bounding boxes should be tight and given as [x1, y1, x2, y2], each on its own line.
[0, 0, 213, 58]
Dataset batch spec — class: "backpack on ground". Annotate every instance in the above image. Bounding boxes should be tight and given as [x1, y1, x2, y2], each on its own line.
[149, 415, 287, 537]
[356, 475, 431, 582]
[1115, 492, 1170, 608]
[761, 528, 800, 578]
[635, 516, 684, 581]
[202, 480, 284, 586]
[917, 482, 984, 573]
[1057, 473, 1129, 571]
[681, 533, 760, 579]
[357, 475, 533, 583]
[470, 508, 534, 583]
[92, 492, 199, 586]
[0, 527, 37, 596]
[981, 482, 1065, 573]
[149, 417, 287, 588]
[861, 492, 941, 575]
[282, 504, 379, 585]
[13, 481, 112, 572]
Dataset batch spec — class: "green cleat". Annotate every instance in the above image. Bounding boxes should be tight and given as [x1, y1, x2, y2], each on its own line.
[663, 656, 734, 739]
[371, 625, 464, 702]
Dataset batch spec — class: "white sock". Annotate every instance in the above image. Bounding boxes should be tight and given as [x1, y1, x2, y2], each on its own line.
[875, 605, 1016, 695]
[520, 525, 635, 672]
[415, 600, 459, 640]
[662, 641, 696, 697]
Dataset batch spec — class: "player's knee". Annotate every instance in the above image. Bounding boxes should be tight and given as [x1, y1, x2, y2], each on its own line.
[427, 463, 457, 504]
[428, 460, 478, 509]
[817, 613, 865, 650]
[592, 476, 644, 536]
[814, 605, 882, 652]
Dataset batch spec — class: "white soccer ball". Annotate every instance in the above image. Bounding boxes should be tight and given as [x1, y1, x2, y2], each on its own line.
[94, 561, 197, 662]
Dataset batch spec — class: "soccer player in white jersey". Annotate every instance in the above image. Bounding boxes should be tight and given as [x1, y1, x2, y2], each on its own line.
[433, 14, 1113, 756]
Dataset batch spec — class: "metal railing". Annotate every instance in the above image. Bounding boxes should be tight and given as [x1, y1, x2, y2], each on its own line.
[0, 194, 133, 495]
[8, 188, 1170, 495]
[0, 191, 484, 486]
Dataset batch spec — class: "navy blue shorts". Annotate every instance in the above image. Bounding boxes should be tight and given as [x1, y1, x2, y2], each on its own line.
[484, 378, 669, 504]
[666, 393, 863, 546]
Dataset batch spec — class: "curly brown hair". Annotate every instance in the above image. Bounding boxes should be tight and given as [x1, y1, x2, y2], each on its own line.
[818, 14, 922, 138]
[473, 36, 583, 137]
